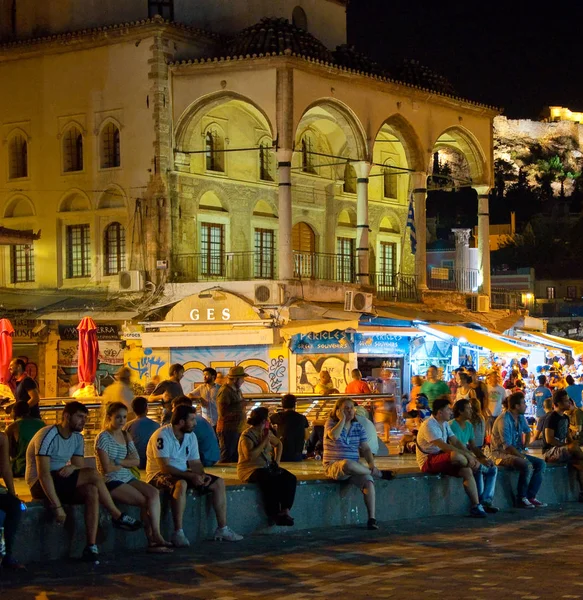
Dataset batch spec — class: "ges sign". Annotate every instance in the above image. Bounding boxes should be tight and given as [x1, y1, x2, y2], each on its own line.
[189, 308, 231, 322]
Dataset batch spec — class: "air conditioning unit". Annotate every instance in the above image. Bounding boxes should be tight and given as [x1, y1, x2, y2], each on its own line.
[118, 270, 145, 292]
[254, 282, 283, 305]
[469, 294, 489, 312]
[344, 291, 373, 313]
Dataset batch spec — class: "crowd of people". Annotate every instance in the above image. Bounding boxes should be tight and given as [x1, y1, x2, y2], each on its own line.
[1, 357, 583, 567]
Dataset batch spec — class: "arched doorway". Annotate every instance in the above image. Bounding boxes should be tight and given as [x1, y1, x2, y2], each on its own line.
[292, 222, 315, 278]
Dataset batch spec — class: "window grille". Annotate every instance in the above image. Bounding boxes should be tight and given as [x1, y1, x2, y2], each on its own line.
[66, 224, 91, 278]
[9, 134, 27, 179]
[200, 223, 224, 276]
[101, 123, 120, 169]
[63, 127, 83, 172]
[254, 228, 275, 279]
[104, 222, 126, 275]
[336, 237, 355, 282]
[11, 244, 34, 283]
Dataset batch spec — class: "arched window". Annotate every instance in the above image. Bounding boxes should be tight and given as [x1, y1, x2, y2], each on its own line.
[343, 163, 356, 193]
[100, 122, 121, 169]
[301, 134, 316, 174]
[8, 134, 28, 179]
[63, 126, 83, 172]
[383, 160, 398, 198]
[292, 6, 308, 30]
[205, 128, 224, 172]
[292, 221, 316, 278]
[104, 222, 126, 275]
[259, 140, 274, 182]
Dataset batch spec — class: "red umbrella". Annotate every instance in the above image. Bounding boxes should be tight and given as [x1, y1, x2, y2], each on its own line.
[0, 318, 14, 384]
[77, 317, 99, 387]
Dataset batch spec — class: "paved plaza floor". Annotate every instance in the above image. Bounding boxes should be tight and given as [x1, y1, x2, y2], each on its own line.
[2, 501, 582, 599]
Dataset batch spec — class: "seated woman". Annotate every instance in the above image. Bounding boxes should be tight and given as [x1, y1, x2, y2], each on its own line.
[95, 402, 172, 552]
[237, 407, 297, 526]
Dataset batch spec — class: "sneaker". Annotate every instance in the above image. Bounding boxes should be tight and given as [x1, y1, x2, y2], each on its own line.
[81, 544, 99, 562]
[214, 526, 243, 542]
[517, 497, 535, 509]
[469, 504, 487, 518]
[528, 498, 548, 508]
[367, 518, 379, 530]
[112, 513, 143, 532]
[171, 529, 191, 548]
[482, 502, 500, 514]
[274, 514, 294, 527]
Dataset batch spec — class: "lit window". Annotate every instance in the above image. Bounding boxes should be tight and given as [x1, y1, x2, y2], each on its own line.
[8, 134, 27, 179]
[148, 0, 174, 19]
[100, 123, 120, 169]
[63, 126, 83, 172]
[66, 224, 91, 278]
[336, 237, 354, 282]
[200, 223, 224, 276]
[205, 129, 224, 172]
[547, 286, 556, 300]
[254, 229, 275, 279]
[259, 141, 274, 181]
[104, 222, 126, 275]
[11, 244, 34, 283]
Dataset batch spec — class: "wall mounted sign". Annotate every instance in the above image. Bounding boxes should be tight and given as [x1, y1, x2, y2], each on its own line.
[355, 333, 412, 356]
[290, 329, 354, 354]
[59, 324, 120, 341]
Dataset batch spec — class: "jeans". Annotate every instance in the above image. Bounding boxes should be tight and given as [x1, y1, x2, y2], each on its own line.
[218, 430, 240, 463]
[0, 492, 22, 559]
[474, 464, 498, 505]
[497, 453, 546, 499]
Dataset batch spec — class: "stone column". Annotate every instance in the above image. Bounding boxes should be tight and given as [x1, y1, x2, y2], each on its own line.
[475, 185, 491, 297]
[412, 171, 428, 290]
[277, 148, 294, 280]
[452, 228, 472, 292]
[354, 161, 371, 286]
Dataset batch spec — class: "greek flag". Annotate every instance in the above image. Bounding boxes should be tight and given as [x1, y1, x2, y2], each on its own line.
[407, 192, 417, 255]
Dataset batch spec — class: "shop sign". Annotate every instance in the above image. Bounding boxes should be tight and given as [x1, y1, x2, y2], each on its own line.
[59, 324, 120, 341]
[290, 329, 354, 354]
[189, 308, 231, 322]
[11, 319, 43, 341]
[164, 291, 260, 325]
[355, 333, 411, 356]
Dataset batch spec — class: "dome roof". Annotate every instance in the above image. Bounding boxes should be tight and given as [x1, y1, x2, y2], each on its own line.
[393, 58, 456, 95]
[224, 17, 333, 61]
[332, 44, 387, 77]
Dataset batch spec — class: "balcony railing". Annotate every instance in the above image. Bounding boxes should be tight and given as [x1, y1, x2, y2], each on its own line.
[490, 288, 524, 310]
[427, 267, 479, 292]
[372, 272, 419, 302]
[293, 251, 356, 283]
[171, 251, 277, 282]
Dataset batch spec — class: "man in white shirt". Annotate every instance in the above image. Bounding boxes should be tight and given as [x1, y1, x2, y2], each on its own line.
[146, 404, 243, 547]
[189, 367, 220, 427]
[416, 398, 487, 518]
[487, 371, 506, 421]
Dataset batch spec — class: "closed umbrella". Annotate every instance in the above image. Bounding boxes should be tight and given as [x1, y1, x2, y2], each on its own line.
[0, 318, 14, 384]
[77, 316, 99, 388]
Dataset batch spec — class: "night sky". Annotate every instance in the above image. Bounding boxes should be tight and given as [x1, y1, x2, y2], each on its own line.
[348, 1, 583, 118]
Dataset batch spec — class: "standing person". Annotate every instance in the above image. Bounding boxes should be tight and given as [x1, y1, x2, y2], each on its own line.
[146, 404, 243, 546]
[564, 375, 583, 408]
[323, 398, 390, 531]
[491, 392, 547, 509]
[189, 367, 220, 428]
[25, 401, 142, 561]
[486, 370, 506, 422]
[408, 375, 424, 410]
[420, 365, 450, 410]
[6, 401, 45, 477]
[95, 402, 172, 553]
[467, 368, 488, 415]
[101, 367, 135, 416]
[9, 359, 40, 419]
[238, 407, 297, 526]
[519, 358, 529, 379]
[0, 431, 24, 569]
[216, 366, 248, 463]
[543, 389, 583, 501]
[269, 394, 310, 462]
[534, 375, 553, 421]
[449, 399, 499, 513]
[345, 369, 371, 395]
[124, 396, 160, 469]
[148, 364, 186, 424]
[416, 397, 487, 518]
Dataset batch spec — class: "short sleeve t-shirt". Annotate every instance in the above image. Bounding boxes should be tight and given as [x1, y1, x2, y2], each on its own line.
[25, 425, 84, 489]
[534, 386, 553, 417]
[565, 384, 583, 408]
[16, 376, 40, 419]
[543, 411, 570, 452]
[146, 424, 199, 482]
[420, 380, 450, 409]
[416, 417, 454, 468]
[270, 410, 309, 461]
[448, 419, 474, 446]
[95, 430, 138, 484]
[345, 380, 371, 395]
[487, 385, 506, 417]
[322, 418, 367, 467]
[193, 414, 220, 467]
[125, 417, 160, 469]
[151, 380, 184, 402]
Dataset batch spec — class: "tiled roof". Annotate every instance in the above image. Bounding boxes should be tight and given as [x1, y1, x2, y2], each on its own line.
[393, 58, 456, 96]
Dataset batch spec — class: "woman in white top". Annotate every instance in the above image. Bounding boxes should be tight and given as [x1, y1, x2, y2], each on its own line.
[455, 372, 477, 402]
[95, 402, 172, 553]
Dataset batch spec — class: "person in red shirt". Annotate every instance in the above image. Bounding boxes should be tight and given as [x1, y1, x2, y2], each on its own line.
[345, 369, 371, 395]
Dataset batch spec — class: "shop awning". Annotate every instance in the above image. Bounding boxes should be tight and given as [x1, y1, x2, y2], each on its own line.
[422, 324, 531, 355]
[357, 325, 423, 336]
[516, 330, 583, 356]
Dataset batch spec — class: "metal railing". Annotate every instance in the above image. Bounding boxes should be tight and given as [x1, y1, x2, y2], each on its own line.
[372, 272, 419, 302]
[171, 251, 277, 282]
[427, 267, 479, 292]
[490, 288, 524, 310]
[293, 251, 356, 282]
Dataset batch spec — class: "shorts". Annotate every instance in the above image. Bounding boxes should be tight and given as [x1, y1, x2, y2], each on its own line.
[421, 452, 462, 477]
[148, 472, 219, 495]
[30, 469, 81, 504]
[324, 460, 374, 490]
[106, 479, 135, 492]
[543, 445, 572, 463]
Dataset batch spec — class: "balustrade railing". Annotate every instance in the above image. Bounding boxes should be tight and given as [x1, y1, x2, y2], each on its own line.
[427, 266, 479, 292]
[171, 251, 277, 282]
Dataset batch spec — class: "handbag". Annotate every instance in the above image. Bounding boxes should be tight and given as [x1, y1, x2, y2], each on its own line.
[122, 430, 141, 481]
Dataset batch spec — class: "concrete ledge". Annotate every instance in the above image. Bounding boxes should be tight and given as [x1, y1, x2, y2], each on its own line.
[12, 462, 580, 563]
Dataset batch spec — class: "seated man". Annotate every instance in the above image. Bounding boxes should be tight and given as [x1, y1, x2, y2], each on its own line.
[416, 397, 487, 518]
[543, 389, 583, 501]
[531, 397, 553, 446]
[270, 394, 310, 462]
[6, 400, 45, 477]
[323, 398, 391, 531]
[567, 398, 583, 444]
[124, 396, 160, 469]
[491, 392, 547, 509]
[25, 401, 142, 561]
[449, 399, 499, 513]
[145, 404, 243, 547]
[0, 431, 24, 569]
